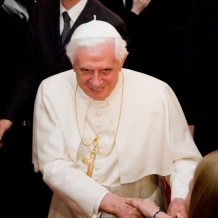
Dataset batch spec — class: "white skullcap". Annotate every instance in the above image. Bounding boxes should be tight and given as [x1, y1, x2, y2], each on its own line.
[71, 19, 121, 40]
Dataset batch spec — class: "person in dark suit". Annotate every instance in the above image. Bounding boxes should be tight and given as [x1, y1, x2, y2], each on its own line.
[0, 0, 128, 136]
[177, 0, 218, 156]
[99, 0, 194, 95]
[0, 0, 127, 217]
[0, 0, 38, 217]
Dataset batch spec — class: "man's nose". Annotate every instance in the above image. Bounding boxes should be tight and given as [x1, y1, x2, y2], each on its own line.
[90, 73, 102, 86]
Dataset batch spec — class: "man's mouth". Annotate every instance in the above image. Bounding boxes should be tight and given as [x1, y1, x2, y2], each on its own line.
[91, 87, 101, 92]
[89, 85, 104, 92]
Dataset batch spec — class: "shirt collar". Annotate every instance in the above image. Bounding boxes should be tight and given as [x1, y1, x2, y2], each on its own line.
[60, 0, 88, 23]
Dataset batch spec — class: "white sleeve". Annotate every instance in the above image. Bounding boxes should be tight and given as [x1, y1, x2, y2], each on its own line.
[165, 85, 201, 200]
[32, 82, 108, 218]
[165, 158, 198, 200]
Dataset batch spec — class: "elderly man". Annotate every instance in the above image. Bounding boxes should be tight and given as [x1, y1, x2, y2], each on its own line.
[32, 20, 201, 218]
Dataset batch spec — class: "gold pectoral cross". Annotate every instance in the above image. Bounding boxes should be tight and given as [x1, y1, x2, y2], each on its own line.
[82, 137, 99, 177]
[82, 151, 96, 177]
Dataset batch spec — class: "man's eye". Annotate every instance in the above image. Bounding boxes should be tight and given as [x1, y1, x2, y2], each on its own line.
[81, 69, 91, 73]
[102, 69, 111, 74]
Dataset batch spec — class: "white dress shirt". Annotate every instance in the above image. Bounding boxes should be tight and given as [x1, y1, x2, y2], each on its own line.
[59, 0, 88, 35]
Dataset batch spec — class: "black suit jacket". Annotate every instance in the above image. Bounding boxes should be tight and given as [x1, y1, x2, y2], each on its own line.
[2, 0, 128, 121]
[0, 5, 27, 118]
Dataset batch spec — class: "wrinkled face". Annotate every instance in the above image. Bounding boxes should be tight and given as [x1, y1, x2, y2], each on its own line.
[73, 43, 127, 100]
[184, 179, 193, 213]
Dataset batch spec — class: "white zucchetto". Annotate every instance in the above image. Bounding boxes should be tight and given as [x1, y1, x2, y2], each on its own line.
[71, 19, 121, 40]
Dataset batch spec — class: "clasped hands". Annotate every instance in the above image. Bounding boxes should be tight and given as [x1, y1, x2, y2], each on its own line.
[100, 193, 187, 218]
[125, 197, 187, 218]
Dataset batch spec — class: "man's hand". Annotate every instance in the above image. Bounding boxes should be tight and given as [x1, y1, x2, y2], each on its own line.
[167, 198, 187, 218]
[0, 119, 13, 147]
[131, 0, 152, 15]
[99, 193, 144, 218]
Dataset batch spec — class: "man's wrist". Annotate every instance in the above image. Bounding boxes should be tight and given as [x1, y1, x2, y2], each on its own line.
[99, 192, 119, 214]
[95, 190, 109, 215]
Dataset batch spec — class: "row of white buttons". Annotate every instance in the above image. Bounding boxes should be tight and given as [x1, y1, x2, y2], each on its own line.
[96, 108, 102, 127]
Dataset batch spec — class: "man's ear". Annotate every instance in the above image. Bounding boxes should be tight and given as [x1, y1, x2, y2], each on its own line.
[120, 52, 129, 68]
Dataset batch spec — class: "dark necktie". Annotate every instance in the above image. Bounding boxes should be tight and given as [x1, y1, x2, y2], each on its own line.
[61, 11, 71, 44]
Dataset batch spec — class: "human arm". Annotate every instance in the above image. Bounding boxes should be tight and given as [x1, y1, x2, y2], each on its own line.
[165, 159, 196, 218]
[32, 80, 107, 217]
[163, 86, 202, 218]
[126, 197, 185, 218]
[42, 161, 143, 218]
[165, 139, 198, 218]
[32, 79, 144, 217]
[126, 198, 172, 218]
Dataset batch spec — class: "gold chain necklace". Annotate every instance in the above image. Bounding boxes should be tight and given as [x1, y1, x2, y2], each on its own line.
[74, 71, 124, 177]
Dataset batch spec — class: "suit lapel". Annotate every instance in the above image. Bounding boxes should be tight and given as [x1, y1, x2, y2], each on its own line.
[47, 0, 61, 51]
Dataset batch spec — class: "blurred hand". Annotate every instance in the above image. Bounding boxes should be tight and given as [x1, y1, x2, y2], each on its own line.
[131, 0, 152, 15]
[126, 198, 172, 218]
[100, 193, 144, 218]
[167, 198, 187, 218]
[0, 119, 13, 147]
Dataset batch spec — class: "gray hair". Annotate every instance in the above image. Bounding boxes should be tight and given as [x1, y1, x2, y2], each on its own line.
[66, 37, 128, 64]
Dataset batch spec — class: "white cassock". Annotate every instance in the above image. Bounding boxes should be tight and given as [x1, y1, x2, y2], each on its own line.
[32, 69, 202, 218]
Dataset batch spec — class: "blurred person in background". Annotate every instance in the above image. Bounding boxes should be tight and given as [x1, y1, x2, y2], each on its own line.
[177, 0, 218, 155]
[99, 0, 194, 92]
